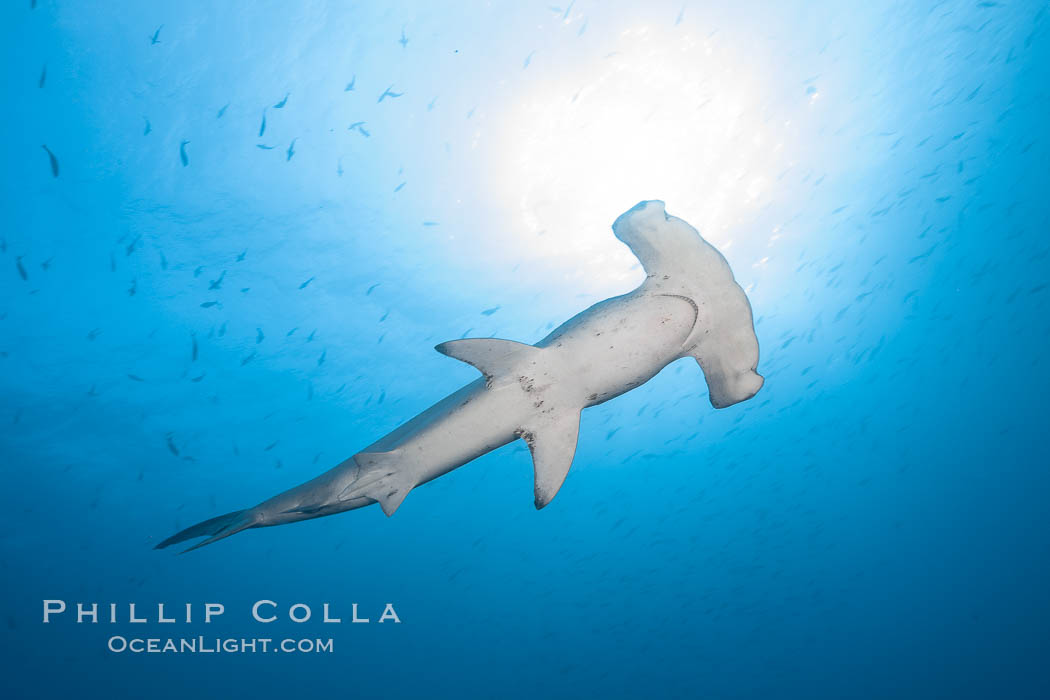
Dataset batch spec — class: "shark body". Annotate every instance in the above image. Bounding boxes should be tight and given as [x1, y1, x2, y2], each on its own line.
[158, 201, 763, 551]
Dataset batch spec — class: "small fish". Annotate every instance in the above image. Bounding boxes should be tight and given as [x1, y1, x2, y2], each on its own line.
[378, 85, 403, 103]
[422, 221, 438, 226]
[38, 65, 46, 88]
[344, 75, 356, 92]
[399, 26, 409, 49]
[150, 25, 163, 45]
[337, 158, 344, 177]
[273, 93, 289, 109]
[349, 121, 365, 131]
[16, 257, 28, 281]
[265, 441, 278, 451]
[393, 182, 406, 193]
[523, 51, 535, 69]
[286, 138, 296, 161]
[481, 305, 500, 316]
[193, 265, 204, 278]
[256, 144, 275, 150]
[166, 434, 180, 457]
[40, 257, 53, 271]
[216, 103, 229, 119]
[675, 5, 685, 25]
[128, 374, 145, 382]
[365, 283, 380, 295]
[236, 249, 247, 262]
[41, 145, 59, 177]
[200, 301, 220, 308]
[86, 328, 101, 341]
[240, 352, 256, 366]
[358, 125, 370, 138]
[256, 328, 264, 344]
[218, 321, 227, 336]
[191, 334, 198, 361]
[125, 235, 140, 256]
[208, 270, 226, 290]
[110, 253, 116, 272]
[128, 278, 137, 296]
[159, 250, 168, 269]
[318, 349, 326, 366]
[299, 277, 314, 289]
[307, 329, 316, 342]
[191, 373, 206, 382]
[179, 140, 190, 167]
[427, 96, 437, 111]
[143, 117, 152, 135]
[287, 327, 298, 336]
[259, 109, 267, 137]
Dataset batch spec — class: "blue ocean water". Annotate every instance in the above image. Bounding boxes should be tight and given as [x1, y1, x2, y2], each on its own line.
[2, 1, 1048, 698]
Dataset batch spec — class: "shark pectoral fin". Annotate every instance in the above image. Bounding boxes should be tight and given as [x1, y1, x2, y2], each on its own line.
[520, 410, 581, 509]
[339, 451, 415, 517]
[435, 338, 540, 384]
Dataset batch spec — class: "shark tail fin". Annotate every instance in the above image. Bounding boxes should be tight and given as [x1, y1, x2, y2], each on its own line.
[154, 509, 257, 554]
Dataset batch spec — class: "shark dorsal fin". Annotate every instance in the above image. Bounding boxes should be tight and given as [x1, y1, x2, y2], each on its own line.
[435, 338, 540, 384]
[520, 410, 581, 509]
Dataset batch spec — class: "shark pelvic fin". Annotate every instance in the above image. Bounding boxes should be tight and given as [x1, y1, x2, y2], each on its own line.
[519, 410, 581, 509]
[339, 451, 415, 516]
[435, 338, 540, 384]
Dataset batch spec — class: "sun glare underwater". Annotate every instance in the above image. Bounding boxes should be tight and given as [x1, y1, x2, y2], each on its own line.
[2, 1, 1049, 699]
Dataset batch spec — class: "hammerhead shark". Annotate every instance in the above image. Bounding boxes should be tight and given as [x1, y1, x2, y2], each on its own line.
[157, 201, 763, 551]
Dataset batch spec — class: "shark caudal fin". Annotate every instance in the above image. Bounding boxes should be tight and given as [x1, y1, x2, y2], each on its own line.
[154, 509, 258, 553]
[437, 337, 581, 508]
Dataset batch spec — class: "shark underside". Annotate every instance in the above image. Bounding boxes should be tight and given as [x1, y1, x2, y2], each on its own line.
[157, 201, 763, 552]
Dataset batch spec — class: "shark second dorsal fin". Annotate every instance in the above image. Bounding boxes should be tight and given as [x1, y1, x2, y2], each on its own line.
[339, 451, 415, 516]
[435, 338, 540, 384]
[519, 410, 581, 509]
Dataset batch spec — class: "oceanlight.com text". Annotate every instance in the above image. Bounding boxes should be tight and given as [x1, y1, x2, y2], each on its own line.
[106, 636, 334, 654]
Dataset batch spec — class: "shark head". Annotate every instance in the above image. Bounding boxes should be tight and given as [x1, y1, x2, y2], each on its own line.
[614, 200, 764, 408]
[612, 200, 699, 268]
